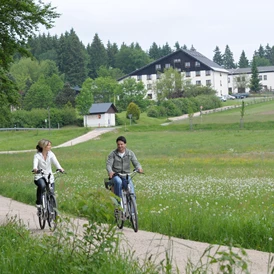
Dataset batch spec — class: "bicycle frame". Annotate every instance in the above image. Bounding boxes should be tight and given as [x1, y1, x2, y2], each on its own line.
[106, 169, 142, 233]
[33, 169, 63, 231]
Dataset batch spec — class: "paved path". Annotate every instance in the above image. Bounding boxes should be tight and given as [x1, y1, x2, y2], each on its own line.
[0, 195, 270, 273]
[0, 127, 116, 154]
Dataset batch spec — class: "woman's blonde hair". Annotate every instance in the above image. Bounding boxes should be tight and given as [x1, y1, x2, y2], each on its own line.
[36, 139, 51, 152]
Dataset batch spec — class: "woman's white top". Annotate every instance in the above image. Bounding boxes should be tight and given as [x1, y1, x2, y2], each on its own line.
[33, 151, 62, 183]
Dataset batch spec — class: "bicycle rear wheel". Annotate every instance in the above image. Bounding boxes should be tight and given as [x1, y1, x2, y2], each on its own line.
[128, 196, 138, 232]
[47, 195, 57, 231]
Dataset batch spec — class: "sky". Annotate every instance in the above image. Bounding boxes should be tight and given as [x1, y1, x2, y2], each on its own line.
[41, 0, 274, 63]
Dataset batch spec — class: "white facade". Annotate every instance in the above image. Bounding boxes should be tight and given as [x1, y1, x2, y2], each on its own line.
[124, 68, 229, 100]
[84, 113, 115, 127]
[228, 66, 274, 93]
[118, 49, 229, 100]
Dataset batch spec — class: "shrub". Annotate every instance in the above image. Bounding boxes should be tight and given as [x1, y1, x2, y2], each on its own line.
[161, 100, 182, 117]
[147, 106, 159, 118]
[126, 102, 140, 120]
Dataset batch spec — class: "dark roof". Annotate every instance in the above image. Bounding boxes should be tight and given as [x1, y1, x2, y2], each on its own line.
[182, 49, 227, 72]
[118, 48, 228, 81]
[88, 103, 117, 114]
[228, 66, 274, 75]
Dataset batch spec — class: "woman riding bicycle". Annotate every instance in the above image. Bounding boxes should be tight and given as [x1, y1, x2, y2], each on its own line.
[106, 136, 143, 198]
[33, 139, 64, 213]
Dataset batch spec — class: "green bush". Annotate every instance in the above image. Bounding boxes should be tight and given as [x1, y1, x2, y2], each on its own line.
[11, 107, 77, 128]
[147, 106, 159, 118]
[161, 100, 182, 116]
[126, 102, 140, 120]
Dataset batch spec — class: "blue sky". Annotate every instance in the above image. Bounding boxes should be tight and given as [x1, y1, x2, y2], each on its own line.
[42, 0, 274, 62]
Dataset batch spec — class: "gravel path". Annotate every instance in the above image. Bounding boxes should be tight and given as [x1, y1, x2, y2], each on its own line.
[0, 195, 271, 273]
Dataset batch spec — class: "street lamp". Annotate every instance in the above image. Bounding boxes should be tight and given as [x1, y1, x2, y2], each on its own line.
[45, 119, 47, 128]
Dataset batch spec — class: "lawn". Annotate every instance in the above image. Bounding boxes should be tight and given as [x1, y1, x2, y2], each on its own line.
[1, 99, 274, 253]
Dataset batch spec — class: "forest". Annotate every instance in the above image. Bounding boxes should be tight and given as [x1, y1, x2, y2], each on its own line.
[1, 0, 273, 128]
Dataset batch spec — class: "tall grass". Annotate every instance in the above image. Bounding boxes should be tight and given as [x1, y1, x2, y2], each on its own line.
[2, 100, 274, 255]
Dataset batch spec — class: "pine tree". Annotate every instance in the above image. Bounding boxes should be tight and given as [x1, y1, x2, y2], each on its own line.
[223, 45, 236, 69]
[161, 43, 172, 56]
[213, 46, 223, 66]
[249, 57, 262, 93]
[106, 41, 118, 68]
[257, 45, 265, 58]
[238, 51, 249, 68]
[148, 42, 161, 60]
[174, 42, 181, 50]
[87, 33, 108, 79]
[56, 29, 87, 86]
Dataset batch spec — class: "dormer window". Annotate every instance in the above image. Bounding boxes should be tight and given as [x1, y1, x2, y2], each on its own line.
[195, 61, 200, 67]
[155, 64, 161, 70]
[185, 62, 190, 68]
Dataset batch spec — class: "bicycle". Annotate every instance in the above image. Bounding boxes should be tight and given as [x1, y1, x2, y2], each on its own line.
[32, 169, 64, 231]
[105, 169, 143, 233]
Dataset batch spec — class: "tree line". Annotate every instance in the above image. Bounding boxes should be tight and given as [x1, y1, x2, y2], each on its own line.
[0, 0, 271, 128]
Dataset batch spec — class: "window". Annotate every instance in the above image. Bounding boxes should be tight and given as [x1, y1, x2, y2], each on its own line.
[237, 77, 241, 82]
[155, 64, 161, 70]
[206, 70, 211, 76]
[147, 75, 152, 80]
[165, 63, 171, 68]
[195, 61, 200, 67]
[174, 59, 181, 63]
[259, 75, 262, 80]
[156, 73, 161, 79]
[196, 80, 201, 86]
[220, 80, 222, 86]
[242, 76, 245, 81]
[176, 68, 181, 72]
[98, 114, 101, 119]
[147, 84, 152, 90]
[185, 71, 191, 77]
[185, 62, 190, 68]
[137, 75, 142, 81]
[147, 93, 152, 99]
[196, 71, 201, 77]
[264, 75, 267, 80]
[228, 77, 230, 83]
[206, 80, 211, 86]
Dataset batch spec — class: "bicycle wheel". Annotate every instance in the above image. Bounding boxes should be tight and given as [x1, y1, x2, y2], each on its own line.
[128, 196, 138, 232]
[38, 195, 46, 230]
[115, 208, 124, 229]
[47, 194, 57, 231]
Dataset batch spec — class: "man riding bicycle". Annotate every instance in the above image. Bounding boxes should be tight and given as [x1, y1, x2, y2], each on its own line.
[106, 136, 143, 198]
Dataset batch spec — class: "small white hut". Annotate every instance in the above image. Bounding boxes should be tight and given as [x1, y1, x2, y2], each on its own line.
[84, 103, 118, 127]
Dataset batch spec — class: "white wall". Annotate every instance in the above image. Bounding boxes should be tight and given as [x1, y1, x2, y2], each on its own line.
[84, 113, 115, 127]
[122, 69, 229, 99]
[228, 71, 274, 93]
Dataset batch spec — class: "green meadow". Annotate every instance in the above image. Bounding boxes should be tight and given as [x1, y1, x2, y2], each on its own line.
[2, 99, 274, 254]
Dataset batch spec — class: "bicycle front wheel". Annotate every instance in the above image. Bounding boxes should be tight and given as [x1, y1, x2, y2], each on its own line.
[38, 195, 46, 230]
[47, 195, 57, 231]
[128, 196, 138, 232]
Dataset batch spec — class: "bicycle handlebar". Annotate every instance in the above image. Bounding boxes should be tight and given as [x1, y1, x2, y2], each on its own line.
[32, 169, 65, 175]
[116, 168, 144, 178]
